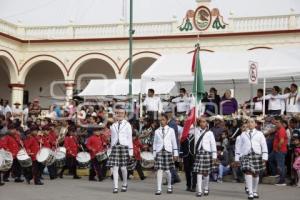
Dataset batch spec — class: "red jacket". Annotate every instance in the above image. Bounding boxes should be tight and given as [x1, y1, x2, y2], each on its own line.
[64, 136, 79, 157]
[47, 131, 57, 149]
[2, 133, 22, 159]
[24, 135, 40, 161]
[133, 138, 142, 161]
[86, 135, 105, 159]
[41, 135, 51, 149]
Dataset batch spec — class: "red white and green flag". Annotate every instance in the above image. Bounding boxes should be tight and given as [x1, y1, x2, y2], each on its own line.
[180, 46, 205, 143]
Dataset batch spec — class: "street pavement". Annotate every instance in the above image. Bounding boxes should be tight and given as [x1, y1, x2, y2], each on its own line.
[0, 175, 300, 200]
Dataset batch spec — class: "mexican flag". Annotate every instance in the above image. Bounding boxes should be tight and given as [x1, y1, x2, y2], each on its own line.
[180, 46, 205, 143]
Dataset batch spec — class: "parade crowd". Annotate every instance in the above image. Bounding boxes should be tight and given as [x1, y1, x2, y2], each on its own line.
[0, 83, 300, 199]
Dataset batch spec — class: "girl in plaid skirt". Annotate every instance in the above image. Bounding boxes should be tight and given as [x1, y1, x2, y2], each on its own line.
[235, 119, 268, 200]
[153, 114, 179, 195]
[193, 117, 217, 197]
[106, 105, 133, 194]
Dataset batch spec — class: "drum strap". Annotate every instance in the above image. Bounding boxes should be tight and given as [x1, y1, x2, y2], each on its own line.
[194, 129, 209, 155]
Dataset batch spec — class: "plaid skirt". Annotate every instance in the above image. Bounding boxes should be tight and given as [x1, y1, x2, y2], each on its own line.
[154, 150, 175, 171]
[241, 152, 265, 174]
[193, 149, 213, 174]
[106, 145, 130, 167]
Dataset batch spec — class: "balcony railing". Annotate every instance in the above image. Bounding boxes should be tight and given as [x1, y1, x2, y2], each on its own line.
[0, 14, 299, 40]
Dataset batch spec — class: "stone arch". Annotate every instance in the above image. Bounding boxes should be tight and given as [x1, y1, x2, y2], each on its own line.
[0, 50, 19, 83]
[120, 51, 161, 78]
[68, 53, 119, 81]
[19, 55, 68, 83]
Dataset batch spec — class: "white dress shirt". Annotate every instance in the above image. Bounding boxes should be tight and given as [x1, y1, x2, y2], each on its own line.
[110, 119, 133, 156]
[276, 93, 300, 113]
[235, 129, 268, 162]
[172, 96, 190, 113]
[263, 94, 282, 111]
[153, 125, 178, 157]
[195, 129, 217, 159]
[143, 96, 163, 112]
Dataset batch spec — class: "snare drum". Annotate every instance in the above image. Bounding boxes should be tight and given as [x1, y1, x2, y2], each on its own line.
[127, 159, 137, 171]
[55, 147, 66, 168]
[95, 151, 109, 162]
[76, 152, 91, 168]
[17, 148, 32, 167]
[0, 149, 13, 171]
[141, 151, 155, 169]
[37, 147, 56, 166]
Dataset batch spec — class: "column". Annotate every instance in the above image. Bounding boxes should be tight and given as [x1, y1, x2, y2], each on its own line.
[9, 83, 25, 108]
[64, 82, 75, 106]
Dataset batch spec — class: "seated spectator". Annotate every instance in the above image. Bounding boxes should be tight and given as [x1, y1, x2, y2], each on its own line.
[220, 90, 238, 116]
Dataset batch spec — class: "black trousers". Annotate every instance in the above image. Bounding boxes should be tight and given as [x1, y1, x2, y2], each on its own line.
[23, 161, 42, 183]
[3, 159, 22, 180]
[89, 158, 107, 180]
[183, 154, 197, 188]
[128, 161, 145, 180]
[60, 156, 78, 177]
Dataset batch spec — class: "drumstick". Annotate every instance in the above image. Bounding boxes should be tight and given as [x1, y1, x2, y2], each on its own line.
[230, 128, 240, 139]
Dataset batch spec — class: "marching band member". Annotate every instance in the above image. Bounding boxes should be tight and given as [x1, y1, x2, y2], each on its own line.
[180, 124, 197, 192]
[24, 126, 43, 185]
[40, 126, 57, 179]
[153, 113, 178, 195]
[2, 124, 24, 182]
[106, 104, 133, 194]
[60, 126, 81, 179]
[86, 124, 107, 181]
[128, 130, 145, 180]
[235, 118, 268, 199]
[193, 117, 217, 197]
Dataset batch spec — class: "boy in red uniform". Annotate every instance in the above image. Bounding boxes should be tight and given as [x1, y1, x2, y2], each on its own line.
[2, 123, 24, 182]
[60, 126, 81, 179]
[86, 124, 107, 181]
[24, 126, 43, 185]
[128, 130, 146, 180]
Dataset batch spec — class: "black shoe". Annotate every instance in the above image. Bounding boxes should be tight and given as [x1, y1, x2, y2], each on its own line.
[73, 176, 81, 179]
[167, 187, 173, 194]
[253, 193, 259, 199]
[59, 174, 63, 179]
[89, 178, 97, 181]
[113, 188, 118, 194]
[34, 182, 44, 185]
[245, 187, 249, 194]
[186, 187, 191, 191]
[155, 190, 162, 195]
[204, 189, 209, 196]
[190, 187, 196, 192]
[141, 176, 146, 180]
[3, 179, 9, 182]
[121, 185, 128, 192]
[174, 178, 181, 183]
[15, 178, 24, 183]
[248, 193, 254, 200]
[26, 179, 31, 184]
[196, 192, 202, 197]
[98, 177, 105, 182]
[0, 182, 5, 186]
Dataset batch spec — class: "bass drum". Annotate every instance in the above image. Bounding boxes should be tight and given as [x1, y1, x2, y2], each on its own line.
[141, 151, 155, 169]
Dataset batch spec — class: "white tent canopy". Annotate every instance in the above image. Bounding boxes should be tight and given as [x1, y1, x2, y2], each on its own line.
[141, 48, 300, 83]
[78, 79, 176, 97]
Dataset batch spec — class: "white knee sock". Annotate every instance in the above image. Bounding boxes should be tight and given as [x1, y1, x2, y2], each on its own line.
[203, 175, 209, 190]
[252, 176, 259, 193]
[245, 174, 253, 195]
[157, 170, 163, 191]
[113, 166, 119, 189]
[165, 170, 172, 189]
[121, 166, 128, 186]
[197, 174, 203, 193]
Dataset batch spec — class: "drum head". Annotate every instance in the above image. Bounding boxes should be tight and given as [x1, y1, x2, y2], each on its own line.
[141, 151, 154, 161]
[76, 152, 91, 163]
[55, 151, 65, 160]
[17, 149, 30, 160]
[57, 147, 66, 154]
[37, 148, 51, 163]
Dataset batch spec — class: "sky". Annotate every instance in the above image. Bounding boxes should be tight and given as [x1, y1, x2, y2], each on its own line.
[0, 0, 299, 26]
